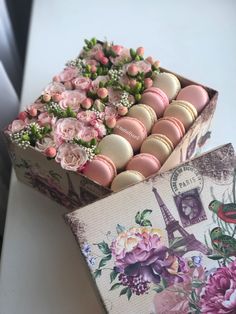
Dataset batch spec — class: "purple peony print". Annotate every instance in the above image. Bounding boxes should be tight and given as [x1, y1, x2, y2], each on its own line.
[110, 227, 189, 286]
[200, 259, 236, 313]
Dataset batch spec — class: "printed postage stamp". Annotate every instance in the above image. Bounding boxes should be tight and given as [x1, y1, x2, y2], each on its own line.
[173, 188, 207, 227]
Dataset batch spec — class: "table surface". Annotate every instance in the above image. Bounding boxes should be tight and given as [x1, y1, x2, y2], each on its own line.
[1, 1, 236, 313]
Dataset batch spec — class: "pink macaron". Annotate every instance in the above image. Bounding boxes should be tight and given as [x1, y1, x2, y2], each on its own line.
[152, 117, 185, 147]
[140, 87, 169, 118]
[82, 155, 117, 187]
[176, 84, 209, 113]
[126, 153, 161, 178]
[113, 116, 147, 152]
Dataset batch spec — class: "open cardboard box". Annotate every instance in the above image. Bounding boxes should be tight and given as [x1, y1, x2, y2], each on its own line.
[3, 68, 218, 210]
[65, 143, 236, 314]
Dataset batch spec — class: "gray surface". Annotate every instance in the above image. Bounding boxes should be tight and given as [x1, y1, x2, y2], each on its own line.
[0, 0, 236, 313]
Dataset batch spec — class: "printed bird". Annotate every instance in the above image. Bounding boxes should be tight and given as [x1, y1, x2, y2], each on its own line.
[208, 200, 236, 224]
[210, 227, 236, 257]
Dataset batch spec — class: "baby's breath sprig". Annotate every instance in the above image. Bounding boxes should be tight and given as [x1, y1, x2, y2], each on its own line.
[45, 102, 76, 118]
[73, 138, 98, 161]
[10, 123, 51, 149]
[113, 91, 133, 109]
[108, 68, 123, 83]
[66, 57, 86, 73]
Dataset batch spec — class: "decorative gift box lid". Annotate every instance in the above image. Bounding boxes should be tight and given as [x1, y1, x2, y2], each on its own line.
[66, 143, 236, 314]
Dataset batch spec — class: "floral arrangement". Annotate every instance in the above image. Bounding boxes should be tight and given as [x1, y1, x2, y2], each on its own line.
[80, 196, 236, 314]
[6, 38, 160, 173]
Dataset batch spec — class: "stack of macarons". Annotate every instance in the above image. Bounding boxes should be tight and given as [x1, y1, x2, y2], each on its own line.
[82, 71, 209, 193]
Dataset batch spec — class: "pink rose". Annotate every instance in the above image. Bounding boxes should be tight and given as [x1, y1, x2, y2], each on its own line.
[44, 82, 65, 95]
[80, 127, 99, 142]
[110, 48, 131, 65]
[135, 60, 152, 73]
[35, 136, 56, 153]
[53, 118, 83, 146]
[94, 122, 107, 138]
[57, 67, 79, 82]
[28, 102, 45, 113]
[86, 59, 99, 66]
[72, 76, 91, 91]
[38, 112, 56, 126]
[55, 143, 88, 171]
[107, 87, 123, 104]
[59, 90, 86, 111]
[81, 43, 103, 60]
[91, 75, 109, 91]
[77, 110, 97, 125]
[104, 105, 118, 119]
[111, 45, 123, 56]
[8, 119, 26, 133]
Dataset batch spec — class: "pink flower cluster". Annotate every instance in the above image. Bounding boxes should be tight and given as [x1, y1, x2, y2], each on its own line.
[200, 260, 236, 314]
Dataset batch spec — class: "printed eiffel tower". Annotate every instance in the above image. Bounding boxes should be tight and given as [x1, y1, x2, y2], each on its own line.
[152, 187, 212, 255]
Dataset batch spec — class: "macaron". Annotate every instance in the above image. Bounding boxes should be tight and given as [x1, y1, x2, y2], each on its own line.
[126, 153, 161, 178]
[113, 117, 147, 152]
[176, 84, 209, 113]
[140, 87, 169, 118]
[82, 155, 117, 187]
[127, 104, 157, 134]
[140, 134, 174, 165]
[164, 100, 198, 130]
[152, 117, 185, 147]
[97, 134, 133, 171]
[153, 72, 181, 101]
[111, 170, 145, 192]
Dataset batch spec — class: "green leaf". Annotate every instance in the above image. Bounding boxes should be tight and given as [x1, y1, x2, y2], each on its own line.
[153, 286, 164, 293]
[127, 287, 132, 300]
[192, 279, 204, 288]
[161, 277, 168, 289]
[110, 269, 119, 283]
[135, 211, 142, 225]
[119, 287, 129, 296]
[191, 290, 197, 302]
[141, 209, 152, 220]
[141, 219, 152, 227]
[116, 224, 126, 234]
[207, 255, 224, 260]
[97, 241, 111, 255]
[110, 282, 122, 290]
[99, 254, 112, 268]
[93, 269, 102, 279]
[189, 302, 198, 310]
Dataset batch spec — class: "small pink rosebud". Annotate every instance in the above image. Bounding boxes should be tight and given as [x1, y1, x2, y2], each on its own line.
[111, 45, 123, 55]
[117, 105, 128, 116]
[129, 79, 137, 88]
[127, 64, 138, 76]
[81, 98, 93, 109]
[153, 60, 160, 68]
[105, 117, 116, 128]
[52, 93, 62, 102]
[53, 75, 60, 82]
[145, 56, 154, 65]
[90, 65, 97, 73]
[95, 50, 104, 61]
[43, 93, 51, 102]
[136, 47, 145, 56]
[100, 56, 109, 65]
[18, 111, 28, 121]
[45, 147, 57, 158]
[64, 81, 73, 90]
[29, 108, 38, 117]
[97, 87, 108, 99]
[144, 78, 153, 89]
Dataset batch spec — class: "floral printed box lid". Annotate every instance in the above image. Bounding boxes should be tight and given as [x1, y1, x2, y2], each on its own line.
[3, 38, 218, 210]
[66, 143, 236, 314]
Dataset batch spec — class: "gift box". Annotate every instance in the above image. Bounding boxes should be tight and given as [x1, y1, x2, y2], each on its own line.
[65, 143, 236, 314]
[3, 39, 218, 209]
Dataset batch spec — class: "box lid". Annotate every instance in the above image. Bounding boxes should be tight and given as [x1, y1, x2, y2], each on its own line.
[67, 143, 236, 313]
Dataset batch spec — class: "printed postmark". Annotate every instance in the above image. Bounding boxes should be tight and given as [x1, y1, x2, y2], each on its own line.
[174, 188, 207, 228]
[170, 164, 203, 195]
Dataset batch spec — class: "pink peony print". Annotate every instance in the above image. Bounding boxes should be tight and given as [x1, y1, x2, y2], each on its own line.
[200, 259, 236, 314]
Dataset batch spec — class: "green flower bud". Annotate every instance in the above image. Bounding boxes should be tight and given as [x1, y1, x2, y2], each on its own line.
[86, 64, 91, 72]
[135, 55, 140, 61]
[84, 39, 90, 46]
[130, 48, 136, 59]
[22, 134, 30, 141]
[135, 93, 142, 102]
[91, 37, 97, 46]
[91, 73, 98, 80]
[134, 82, 142, 92]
